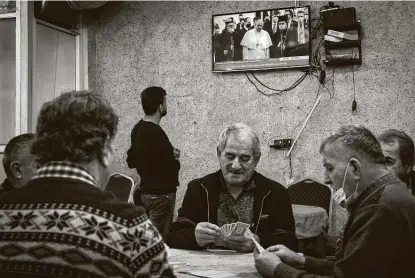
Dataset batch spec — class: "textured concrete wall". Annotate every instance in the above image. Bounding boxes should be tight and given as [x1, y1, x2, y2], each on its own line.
[87, 1, 415, 235]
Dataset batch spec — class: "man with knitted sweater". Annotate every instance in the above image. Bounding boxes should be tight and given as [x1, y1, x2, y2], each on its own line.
[254, 125, 415, 278]
[0, 91, 175, 277]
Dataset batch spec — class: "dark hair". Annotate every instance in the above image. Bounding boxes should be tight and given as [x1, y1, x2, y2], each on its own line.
[31, 91, 118, 165]
[140, 86, 166, 115]
[285, 9, 293, 17]
[2, 133, 35, 178]
[378, 129, 414, 167]
[320, 125, 385, 164]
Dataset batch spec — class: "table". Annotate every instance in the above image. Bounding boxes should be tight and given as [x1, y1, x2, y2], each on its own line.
[169, 248, 261, 278]
[292, 204, 329, 257]
[292, 204, 328, 240]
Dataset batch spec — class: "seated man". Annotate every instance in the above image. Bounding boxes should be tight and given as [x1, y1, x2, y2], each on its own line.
[254, 125, 415, 278]
[0, 91, 175, 277]
[168, 123, 296, 252]
[0, 133, 37, 195]
[378, 129, 414, 195]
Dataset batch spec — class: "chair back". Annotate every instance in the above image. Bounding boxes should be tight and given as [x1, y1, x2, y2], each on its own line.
[105, 173, 136, 204]
[288, 178, 333, 233]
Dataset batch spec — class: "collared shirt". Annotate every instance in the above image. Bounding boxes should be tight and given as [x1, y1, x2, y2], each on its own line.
[32, 161, 98, 187]
[216, 177, 255, 228]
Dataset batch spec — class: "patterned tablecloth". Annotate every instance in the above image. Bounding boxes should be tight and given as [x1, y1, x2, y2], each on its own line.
[169, 248, 261, 278]
[292, 204, 329, 239]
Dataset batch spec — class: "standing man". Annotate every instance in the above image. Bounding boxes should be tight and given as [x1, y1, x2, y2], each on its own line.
[127, 86, 180, 240]
[240, 19, 273, 60]
[378, 129, 414, 194]
[216, 18, 237, 62]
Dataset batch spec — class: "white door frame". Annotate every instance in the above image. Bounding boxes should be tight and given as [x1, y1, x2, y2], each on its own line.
[0, 1, 88, 153]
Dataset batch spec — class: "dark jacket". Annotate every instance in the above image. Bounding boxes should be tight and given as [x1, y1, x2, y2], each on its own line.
[274, 174, 415, 278]
[0, 178, 14, 195]
[167, 170, 297, 251]
[215, 30, 235, 62]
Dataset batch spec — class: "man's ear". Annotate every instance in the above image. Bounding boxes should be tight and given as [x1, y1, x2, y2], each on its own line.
[254, 153, 261, 166]
[404, 164, 413, 175]
[10, 161, 23, 179]
[349, 158, 362, 181]
[99, 143, 113, 168]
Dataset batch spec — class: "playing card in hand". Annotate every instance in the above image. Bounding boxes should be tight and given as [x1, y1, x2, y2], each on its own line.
[230, 222, 250, 236]
[219, 222, 250, 237]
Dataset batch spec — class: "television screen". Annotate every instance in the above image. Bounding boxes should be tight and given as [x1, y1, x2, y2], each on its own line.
[212, 6, 311, 72]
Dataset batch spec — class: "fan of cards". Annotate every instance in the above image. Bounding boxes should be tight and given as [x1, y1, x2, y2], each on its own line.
[218, 221, 250, 237]
[218, 221, 265, 253]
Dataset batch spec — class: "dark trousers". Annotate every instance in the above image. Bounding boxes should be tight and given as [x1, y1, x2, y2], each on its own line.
[141, 193, 176, 241]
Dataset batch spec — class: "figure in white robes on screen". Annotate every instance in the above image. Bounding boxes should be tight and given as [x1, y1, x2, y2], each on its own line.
[240, 19, 272, 60]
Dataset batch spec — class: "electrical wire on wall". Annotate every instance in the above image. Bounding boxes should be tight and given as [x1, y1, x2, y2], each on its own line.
[351, 64, 357, 111]
[244, 12, 325, 96]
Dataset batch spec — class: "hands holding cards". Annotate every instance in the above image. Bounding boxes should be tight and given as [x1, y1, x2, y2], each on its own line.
[195, 221, 264, 253]
[254, 245, 305, 277]
[218, 221, 250, 237]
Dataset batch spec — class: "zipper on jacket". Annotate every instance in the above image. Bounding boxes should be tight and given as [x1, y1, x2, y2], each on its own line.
[254, 190, 271, 234]
[200, 183, 210, 223]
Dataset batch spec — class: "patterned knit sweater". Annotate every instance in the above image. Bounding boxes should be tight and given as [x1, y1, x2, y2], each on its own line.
[0, 162, 176, 278]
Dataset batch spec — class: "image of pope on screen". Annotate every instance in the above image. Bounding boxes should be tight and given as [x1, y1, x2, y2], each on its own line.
[212, 6, 311, 72]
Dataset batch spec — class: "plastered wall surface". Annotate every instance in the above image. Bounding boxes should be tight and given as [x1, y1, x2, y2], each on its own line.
[87, 1, 415, 235]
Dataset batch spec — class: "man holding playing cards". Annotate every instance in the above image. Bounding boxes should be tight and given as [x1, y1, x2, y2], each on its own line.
[168, 123, 297, 252]
[254, 125, 415, 278]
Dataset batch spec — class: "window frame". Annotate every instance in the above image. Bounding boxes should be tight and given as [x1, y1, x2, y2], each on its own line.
[0, 1, 88, 153]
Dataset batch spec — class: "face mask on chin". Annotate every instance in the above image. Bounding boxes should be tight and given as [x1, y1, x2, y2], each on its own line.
[333, 161, 360, 208]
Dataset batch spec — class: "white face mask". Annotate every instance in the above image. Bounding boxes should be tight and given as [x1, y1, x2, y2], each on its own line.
[333, 161, 359, 207]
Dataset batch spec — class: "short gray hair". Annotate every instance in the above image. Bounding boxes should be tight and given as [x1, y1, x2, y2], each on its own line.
[2, 133, 36, 178]
[217, 123, 261, 158]
[319, 125, 385, 164]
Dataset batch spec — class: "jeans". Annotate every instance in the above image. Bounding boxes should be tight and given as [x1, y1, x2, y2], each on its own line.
[141, 193, 176, 241]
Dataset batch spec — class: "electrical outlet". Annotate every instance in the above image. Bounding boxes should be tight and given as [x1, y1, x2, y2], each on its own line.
[270, 138, 293, 150]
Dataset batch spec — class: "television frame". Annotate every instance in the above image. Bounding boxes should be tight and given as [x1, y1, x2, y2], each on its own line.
[212, 5, 312, 73]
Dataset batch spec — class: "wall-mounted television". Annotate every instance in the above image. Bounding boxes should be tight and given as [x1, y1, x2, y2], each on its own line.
[212, 6, 311, 72]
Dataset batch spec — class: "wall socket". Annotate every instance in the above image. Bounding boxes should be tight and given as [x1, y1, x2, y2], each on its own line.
[270, 138, 293, 150]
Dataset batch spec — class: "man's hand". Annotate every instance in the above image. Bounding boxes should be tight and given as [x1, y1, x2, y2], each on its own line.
[194, 222, 221, 247]
[173, 147, 181, 160]
[267, 245, 306, 270]
[254, 249, 282, 277]
[221, 233, 256, 253]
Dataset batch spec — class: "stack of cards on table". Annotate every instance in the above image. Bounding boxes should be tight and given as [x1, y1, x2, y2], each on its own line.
[219, 221, 250, 237]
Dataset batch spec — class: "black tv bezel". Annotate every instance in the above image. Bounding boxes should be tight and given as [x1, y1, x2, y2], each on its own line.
[212, 5, 312, 73]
